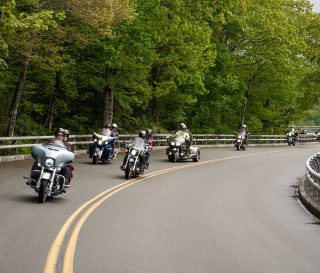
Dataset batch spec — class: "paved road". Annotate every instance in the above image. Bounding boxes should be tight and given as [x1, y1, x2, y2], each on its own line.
[1, 145, 320, 273]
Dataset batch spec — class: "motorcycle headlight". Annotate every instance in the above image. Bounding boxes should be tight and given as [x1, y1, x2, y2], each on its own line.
[170, 141, 175, 146]
[45, 158, 55, 167]
[130, 149, 137, 156]
[93, 138, 97, 142]
[98, 140, 103, 145]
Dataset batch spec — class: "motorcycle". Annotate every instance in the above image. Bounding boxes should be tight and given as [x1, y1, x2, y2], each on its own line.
[24, 139, 75, 203]
[90, 132, 116, 165]
[122, 138, 147, 179]
[234, 132, 247, 150]
[166, 132, 200, 162]
[287, 131, 297, 146]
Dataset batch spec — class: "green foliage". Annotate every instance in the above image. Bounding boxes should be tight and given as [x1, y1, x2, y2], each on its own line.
[0, 0, 320, 136]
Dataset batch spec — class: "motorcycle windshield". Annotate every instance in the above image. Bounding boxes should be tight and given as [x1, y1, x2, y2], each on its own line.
[169, 132, 185, 145]
[32, 141, 75, 167]
[132, 137, 146, 150]
[92, 132, 114, 142]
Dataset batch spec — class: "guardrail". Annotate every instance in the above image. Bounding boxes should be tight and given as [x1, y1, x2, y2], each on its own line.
[306, 153, 320, 202]
[0, 133, 317, 160]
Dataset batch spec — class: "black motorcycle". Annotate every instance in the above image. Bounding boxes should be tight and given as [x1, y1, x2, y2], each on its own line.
[24, 140, 75, 203]
[122, 138, 147, 179]
[90, 132, 115, 164]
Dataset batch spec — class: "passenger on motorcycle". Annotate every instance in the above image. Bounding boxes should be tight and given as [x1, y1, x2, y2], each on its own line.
[110, 123, 119, 159]
[145, 129, 153, 169]
[62, 129, 75, 153]
[121, 130, 148, 173]
[62, 129, 75, 186]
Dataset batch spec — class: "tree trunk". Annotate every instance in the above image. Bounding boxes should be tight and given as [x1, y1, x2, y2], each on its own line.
[46, 71, 60, 131]
[102, 68, 115, 126]
[7, 58, 30, 137]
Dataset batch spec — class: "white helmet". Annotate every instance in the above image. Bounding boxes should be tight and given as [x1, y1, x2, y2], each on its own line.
[242, 124, 247, 128]
[111, 123, 118, 129]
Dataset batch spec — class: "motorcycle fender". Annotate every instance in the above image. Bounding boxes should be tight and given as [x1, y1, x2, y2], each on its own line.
[189, 146, 198, 156]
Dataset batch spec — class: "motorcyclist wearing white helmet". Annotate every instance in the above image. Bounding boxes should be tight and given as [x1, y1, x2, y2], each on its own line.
[239, 124, 249, 145]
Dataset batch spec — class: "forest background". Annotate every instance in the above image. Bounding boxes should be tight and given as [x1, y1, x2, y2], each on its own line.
[1, 0, 320, 137]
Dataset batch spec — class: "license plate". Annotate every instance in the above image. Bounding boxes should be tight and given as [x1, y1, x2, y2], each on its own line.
[42, 172, 51, 180]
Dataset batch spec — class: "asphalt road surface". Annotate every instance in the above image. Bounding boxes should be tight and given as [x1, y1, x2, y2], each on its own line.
[1, 145, 320, 273]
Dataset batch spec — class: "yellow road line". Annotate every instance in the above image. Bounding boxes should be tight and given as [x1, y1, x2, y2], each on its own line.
[44, 149, 286, 273]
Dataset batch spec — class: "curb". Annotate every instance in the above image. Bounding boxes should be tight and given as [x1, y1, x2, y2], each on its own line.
[298, 176, 320, 219]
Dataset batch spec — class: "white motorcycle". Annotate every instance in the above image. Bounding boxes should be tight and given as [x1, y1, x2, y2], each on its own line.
[24, 140, 75, 203]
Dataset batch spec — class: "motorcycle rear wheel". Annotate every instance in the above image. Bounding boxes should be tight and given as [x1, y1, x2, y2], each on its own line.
[192, 150, 200, 162]
[38, 180, 48, 203]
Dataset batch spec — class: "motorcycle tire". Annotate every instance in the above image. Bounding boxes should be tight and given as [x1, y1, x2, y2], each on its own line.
[236, 142, 240, 150]
[125, 163, 132, 179]
[192, 150, 200, 162]
[173, 152, 178, 163]
[38, 180, 48, 203]
[93, 155, 98, 165]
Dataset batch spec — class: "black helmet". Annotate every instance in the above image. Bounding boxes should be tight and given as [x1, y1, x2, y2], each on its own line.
[55, 128, 65, 136]
[146, 129, 153, 136]
[139, 130, 146, 138]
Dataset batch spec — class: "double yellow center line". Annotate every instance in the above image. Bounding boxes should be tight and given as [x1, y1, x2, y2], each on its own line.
[43, 149, 285, 273]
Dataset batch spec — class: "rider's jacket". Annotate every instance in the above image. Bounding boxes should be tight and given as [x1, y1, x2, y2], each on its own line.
[175, 130, 190, 141]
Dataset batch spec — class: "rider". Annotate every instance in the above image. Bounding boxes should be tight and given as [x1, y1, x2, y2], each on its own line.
[62, 129, 75, 153]
[176, 123, 191, 145]
[120, 130, 147, 173]
[101, 124, 112, 136]
[286, 125, 298, 141]
[145, 128, 153, 169]
[62, 129, 75, 187]
[110, 123, 119, 159]
[238, 124, 249, 145]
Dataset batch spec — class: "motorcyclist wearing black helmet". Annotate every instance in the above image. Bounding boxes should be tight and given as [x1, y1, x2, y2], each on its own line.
[120, 130, 147, 173]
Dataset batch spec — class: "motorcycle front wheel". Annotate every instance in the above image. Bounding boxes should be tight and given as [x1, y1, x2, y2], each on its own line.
[236, 142, 241, 150]
[93, 155, 98, 165]
[38, 180, 48, 203]
[125, 163, 132, 179]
